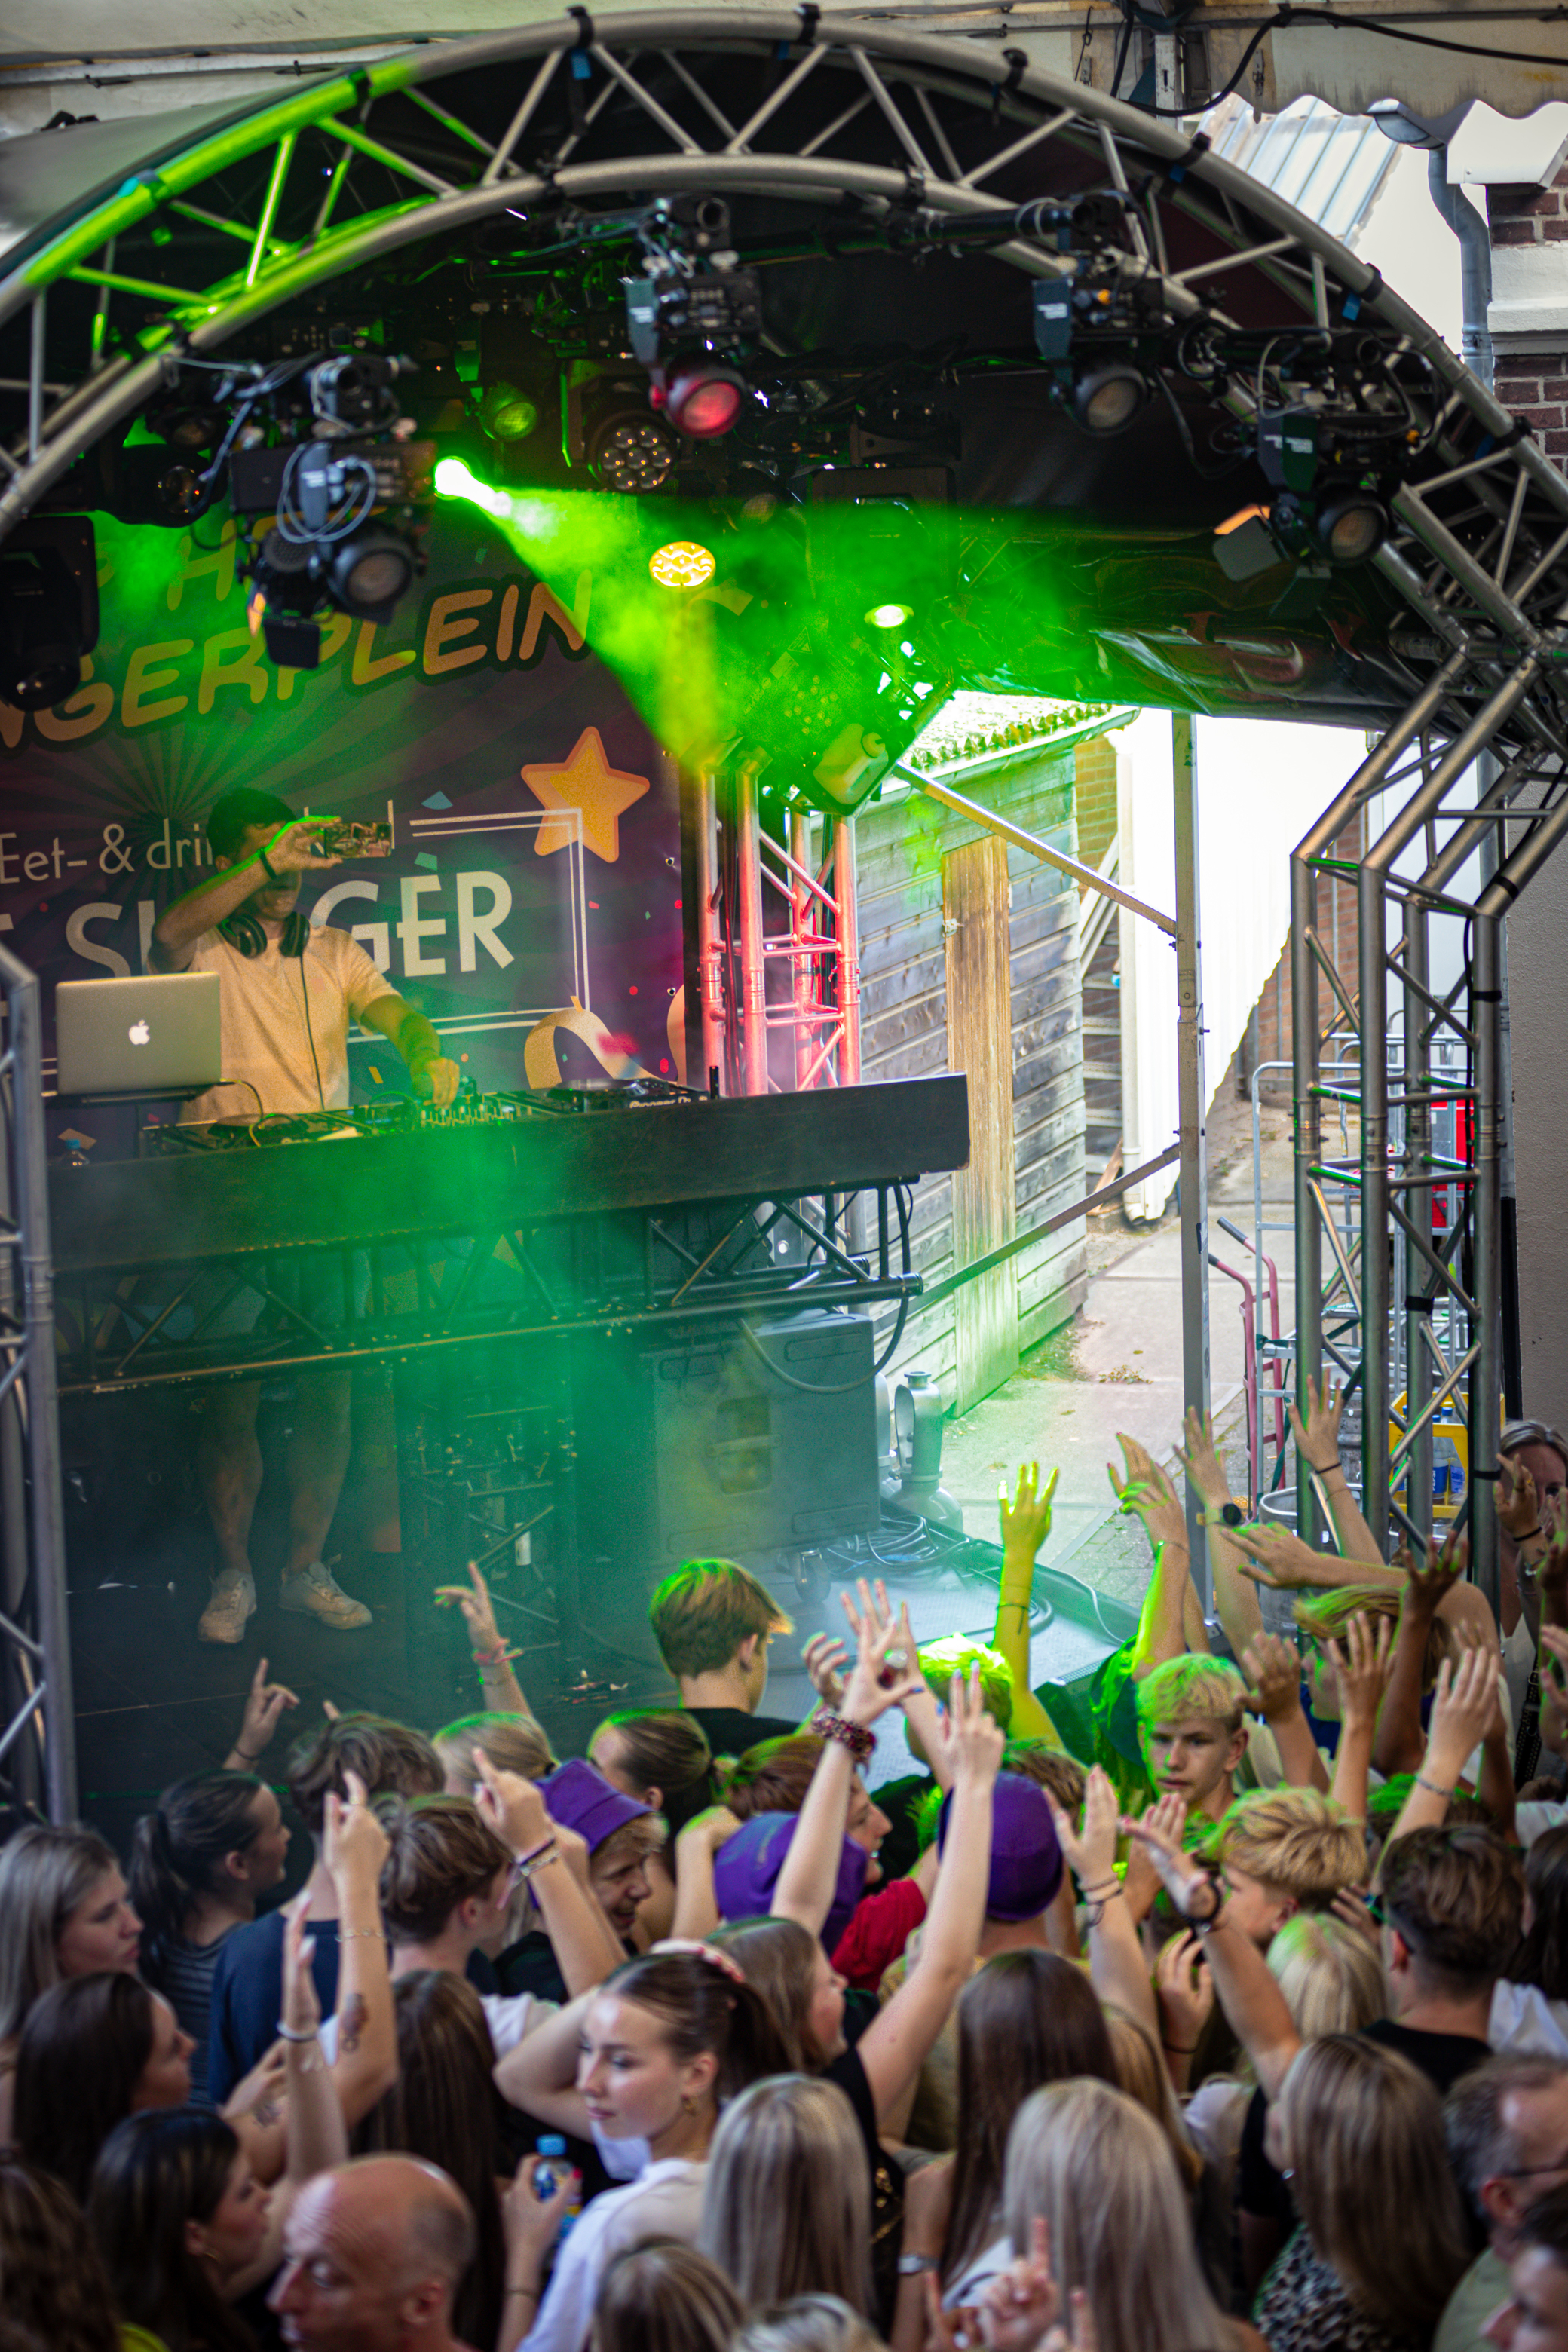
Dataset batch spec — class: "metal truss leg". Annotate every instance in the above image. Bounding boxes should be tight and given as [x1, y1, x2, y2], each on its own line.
[0, 941, 76, 1821]
[1173, 715, 1211, 1601]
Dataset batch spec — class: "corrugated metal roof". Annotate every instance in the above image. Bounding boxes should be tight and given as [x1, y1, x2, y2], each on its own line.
[1205, 93, 1398, 247]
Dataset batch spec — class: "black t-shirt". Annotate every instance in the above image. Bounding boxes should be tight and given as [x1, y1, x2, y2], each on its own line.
[825, 2041, 903, 2332]
[1237, 2084, 1294, 2224]
[684, 1705, 801, 1762]
[1360, 2015, 1492, 2095]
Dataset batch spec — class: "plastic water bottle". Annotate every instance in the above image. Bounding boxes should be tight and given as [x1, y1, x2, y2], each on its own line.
[534, 2136, 580, 2237]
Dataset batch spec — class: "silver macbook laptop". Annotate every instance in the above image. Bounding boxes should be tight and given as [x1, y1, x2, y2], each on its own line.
[54, 971, 222, 1099]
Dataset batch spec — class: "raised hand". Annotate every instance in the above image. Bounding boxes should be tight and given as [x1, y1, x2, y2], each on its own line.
[1401, 1530, 1465, 1621]
[1156, 1929, 1214, 2054]
[1324, 1611, 1394, 1734]
[322, 1767, 390, 1891]
[1122, 1806, 1211, 1918]
[1228, 1521, 1340, 1591]
[434, 1558, 504, 1654]
[281, 1888, 322, 2040]
[802, 1631, 849, 1710]
[840, 1578, 923, 1727]
[1498, 1451, 1542, 1542]
[978, 2215, 1060, 2352]
[476, 1748, 550, 1857]
[264, 817, 341, 875]
[1423, 1645, 1504, 1784]
[1045, 1762, 1119, 1893]
[1175, 1407, 1230, 1508]
[939, 1664, 1006, 1790]
[1290, 1372, 1346, 1475]
[1107, 1435, 1184, 1545]
[1240, 1630, 1305, 1726]
[229, 1655, 299, 1769]
[1000, 1462, 1061, 1560]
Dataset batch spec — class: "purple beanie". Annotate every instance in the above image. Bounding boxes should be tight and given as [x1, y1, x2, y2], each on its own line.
[712, 1811, 869, 1949]
[540, 1758, 654, 1854]
[938, 1770, 1063, 1921]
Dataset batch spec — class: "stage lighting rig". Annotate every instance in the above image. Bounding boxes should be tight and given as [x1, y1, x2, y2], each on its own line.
[0, 516, 98, 712]
[623, 196, 760, 441]
[1031, 280, 1153, 439]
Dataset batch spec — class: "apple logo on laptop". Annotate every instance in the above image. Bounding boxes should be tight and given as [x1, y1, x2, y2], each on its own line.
[128, 1019, 150, 1046]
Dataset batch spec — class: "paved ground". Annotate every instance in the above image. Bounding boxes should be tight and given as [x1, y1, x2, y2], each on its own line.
[939, 1073, 1300, 1618]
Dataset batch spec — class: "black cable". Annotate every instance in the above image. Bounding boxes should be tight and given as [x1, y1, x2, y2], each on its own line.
[739, 1288, 911, 1393]
[1135, 3, 1568, 117]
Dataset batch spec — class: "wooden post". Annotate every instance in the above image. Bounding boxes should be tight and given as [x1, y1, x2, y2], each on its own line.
[944, 833, 1019, 1409]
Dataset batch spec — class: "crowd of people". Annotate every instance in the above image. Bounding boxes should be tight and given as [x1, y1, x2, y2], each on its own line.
[8, 1386, 1568, 2352]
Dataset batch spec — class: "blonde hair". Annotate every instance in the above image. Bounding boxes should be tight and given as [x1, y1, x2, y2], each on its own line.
[917, 1637, 1013, 1729]
[1275, 2037, 1469, 2330]
[1101, 2005, 1203, 2190]
[1003, 2081, 1234, 2352]
[435, 1713, 555, 1784]
[700, 2076, 872, 2315]
[1204, 1787, 1367, 1907]
[590, 2243, 742, 2352]
[1294, 1586, 1447, 1693]
[1135, 1656, 1247, 1739]
[1267, 1914, 1386, 2039]
[733, 2298, 883, 2352]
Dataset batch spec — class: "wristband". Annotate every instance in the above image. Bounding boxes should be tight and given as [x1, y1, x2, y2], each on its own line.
[1516, 1527, 1545, 1542]
[338, 1926, 387, 1943]
[232, 1747, 262, 1766]
[277, 2022, 320, 2043]
[898, 2255, 942, 2276]
[1416, 1773, 1454, 1800]
[259, 850, 279, 882]
[519, 1847, 561, 1883]
[1182, 1873, 1224, 1933]
[810, 1710, 876, 1764]
[473, 1640, 513, 1669]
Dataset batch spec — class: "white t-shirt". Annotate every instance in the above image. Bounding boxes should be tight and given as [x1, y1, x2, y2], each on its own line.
[182, 923, 398, 1122]
[319, 1989, 552, 2064]
[513, 2157, 707, 2352]
[1490, 1978, 1568, 2060]
[1517, 1799, 1568, 1850]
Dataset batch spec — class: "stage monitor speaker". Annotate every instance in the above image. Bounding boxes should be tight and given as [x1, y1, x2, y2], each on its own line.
[571, 1308, 879, 1588]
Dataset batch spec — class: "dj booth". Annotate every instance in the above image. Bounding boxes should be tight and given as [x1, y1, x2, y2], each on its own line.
[49, 1075, 969, 1672]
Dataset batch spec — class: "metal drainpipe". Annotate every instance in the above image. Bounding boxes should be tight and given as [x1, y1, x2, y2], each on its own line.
[1428, 149, 1494, 388]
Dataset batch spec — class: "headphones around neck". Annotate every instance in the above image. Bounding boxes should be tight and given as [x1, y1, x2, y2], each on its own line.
[219, 908, 309, 958]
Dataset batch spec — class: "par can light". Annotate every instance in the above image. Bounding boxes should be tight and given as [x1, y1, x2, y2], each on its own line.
[865, 602, 913, 629]
[479, 380, 541, 443]
[1072, 363, 1147, 437]
[662, 366, 747, 439]
[649, 541, 716, 588]
[326, 525, 417, 622]
[589, 413, 677, 493]
[1315, 489, 1389, 566]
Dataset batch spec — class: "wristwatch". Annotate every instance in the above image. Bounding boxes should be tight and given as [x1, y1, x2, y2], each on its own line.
[1199, 1500, 1247, 1528]
[898, 2255, 942, 2277]
[1184, 1873, 1225, 1934]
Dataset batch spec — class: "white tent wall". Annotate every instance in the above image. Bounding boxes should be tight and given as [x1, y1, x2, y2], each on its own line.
[1115, 709, 1364, 1223]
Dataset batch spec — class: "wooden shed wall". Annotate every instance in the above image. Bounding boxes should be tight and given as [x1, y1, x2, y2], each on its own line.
[851, 742, 1089, 1405]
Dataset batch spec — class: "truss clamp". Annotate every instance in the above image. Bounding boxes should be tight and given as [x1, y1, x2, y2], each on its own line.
[993, 47, 1029, 121]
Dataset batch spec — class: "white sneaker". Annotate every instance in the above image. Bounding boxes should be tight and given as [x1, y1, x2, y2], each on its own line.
[198, 1570, 256, 1645]
[280, 1560, 372, 1630]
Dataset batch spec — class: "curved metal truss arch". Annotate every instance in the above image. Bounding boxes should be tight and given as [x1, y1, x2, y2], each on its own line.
[2, 8, 1566, 1609]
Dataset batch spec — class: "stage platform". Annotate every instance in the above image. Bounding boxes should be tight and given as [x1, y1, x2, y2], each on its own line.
[63, 1383, 1135, 1864]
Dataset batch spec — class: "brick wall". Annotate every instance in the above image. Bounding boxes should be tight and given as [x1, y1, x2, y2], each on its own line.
[1488, 174, 1568, 467]
[1251, 807, 1364, 1090]
[1074, 733, 1119, 880]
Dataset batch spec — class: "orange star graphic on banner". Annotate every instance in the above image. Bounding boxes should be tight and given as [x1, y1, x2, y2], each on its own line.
[521, 726, 651, 862]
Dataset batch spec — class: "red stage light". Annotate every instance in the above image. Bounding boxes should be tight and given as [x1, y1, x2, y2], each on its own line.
[666, 367, 746, 439]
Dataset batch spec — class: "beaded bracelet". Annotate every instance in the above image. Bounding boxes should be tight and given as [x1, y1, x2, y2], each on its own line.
[810, 1710, 875, 1763]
